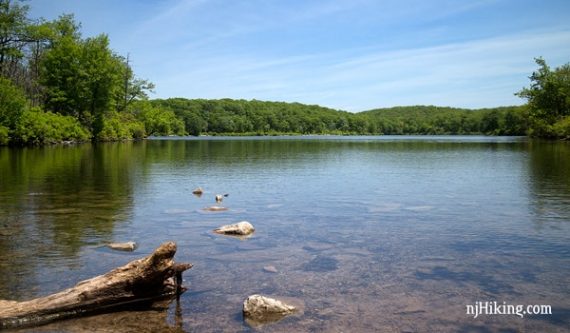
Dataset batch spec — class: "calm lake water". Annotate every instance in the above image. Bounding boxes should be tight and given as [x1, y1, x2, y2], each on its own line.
[1, 136, 569, 332]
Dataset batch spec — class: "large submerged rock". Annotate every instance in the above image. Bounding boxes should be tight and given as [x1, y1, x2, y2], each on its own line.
[213, 221, 255, 236]
[243, 295, 297, 325]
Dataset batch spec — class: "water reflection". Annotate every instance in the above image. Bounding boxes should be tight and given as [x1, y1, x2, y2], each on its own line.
[30, 298, 186, 333]
[0, 143, 142, 299]
[527, 141, 570, 230]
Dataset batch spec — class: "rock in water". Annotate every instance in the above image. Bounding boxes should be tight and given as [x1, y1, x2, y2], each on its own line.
[215, 193, 228, 203]
[203, 206, 228, 212]
[213, 221, 255, 236]
[243, 295, 296, 320]
[106, 241, 137, 252]
[263, 265, 278, 273]
[192, 187, 204, 196]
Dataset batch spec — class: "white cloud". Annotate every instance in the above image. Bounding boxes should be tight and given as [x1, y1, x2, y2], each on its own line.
[28, 0, 570, 111]
[153, 28, 570, 111]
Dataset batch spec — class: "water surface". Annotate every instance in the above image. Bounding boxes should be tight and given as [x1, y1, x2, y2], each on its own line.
[1, 136, 569, 332]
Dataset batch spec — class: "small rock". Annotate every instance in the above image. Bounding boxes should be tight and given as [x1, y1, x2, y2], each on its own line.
[243, 295, 296, 319]
[192, 187, 204, 196]
[106, 241, 137, 252]
[213, 221, 254, 236]
[215, 193, 229, 203]
[203, 206, 228, 212]
[263, 265, 278, 273]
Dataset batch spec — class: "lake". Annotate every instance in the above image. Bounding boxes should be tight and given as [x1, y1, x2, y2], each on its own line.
[1, 136, 569, 332]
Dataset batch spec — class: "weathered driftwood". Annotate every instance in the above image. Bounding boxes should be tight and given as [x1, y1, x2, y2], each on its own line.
[0, 241, 192, 329]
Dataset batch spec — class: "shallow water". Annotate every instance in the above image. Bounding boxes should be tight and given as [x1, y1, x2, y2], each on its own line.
[1, 136, 569, 332]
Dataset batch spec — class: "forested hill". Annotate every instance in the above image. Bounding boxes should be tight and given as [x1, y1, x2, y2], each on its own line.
[360, 105, 528, 135]
[150, 98, 528, 136]
[150, 98, 351, 135]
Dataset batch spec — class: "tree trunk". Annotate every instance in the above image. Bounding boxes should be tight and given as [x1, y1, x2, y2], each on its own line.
[0, 241, 192, 329]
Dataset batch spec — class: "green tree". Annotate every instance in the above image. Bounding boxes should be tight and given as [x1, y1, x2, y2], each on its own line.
[113, 54, 155, 112]
[95, 111, 144, 141]
[79, 34, 123, 136]
[21, 20, 54, 104]
[0, 0, 30, 77]
[517, 58, 570, 138]
[182, 112, 207, 135]
[0, 75, 26, 129]
[480, 110, 500, 135]
[502, 107, 528, 135]
[134, 101, 184, 136]
[41, 22, 126, 137]
[40, 18, 83, 118]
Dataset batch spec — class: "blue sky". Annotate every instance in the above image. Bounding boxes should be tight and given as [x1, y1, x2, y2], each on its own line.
[29, 0, 570, 111]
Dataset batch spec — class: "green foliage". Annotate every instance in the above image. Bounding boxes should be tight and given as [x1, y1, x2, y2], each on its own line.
[49, 14, 81, 40]
[517, 58, 570, 138]
[40, 30, 125, 136]
[151, 98, 358, 135]
[552, 117, 570, 139]
[115, 72, 155, 112]
[128, 119, 146, 140]
[148, 99, 529, 136]
[502, 106, 529, 135]
[0, 76, 26, 128]
[36, 14, 154, 141]
[95, 111, 145, 141]
[80, 35, 123, 135]
[13, 107, 89, 145]
[0, 0, 30, 76]
[533, 115, 570, 139]
[0, 125, 8, 145]
[40, 30, 84, 117]
[351, 105, 527, 136]
[133, 101, 185, 136]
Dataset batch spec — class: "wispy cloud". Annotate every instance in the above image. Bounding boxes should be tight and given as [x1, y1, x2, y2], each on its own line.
[155, 28, 570, 111]
[28, 0, 570, 110]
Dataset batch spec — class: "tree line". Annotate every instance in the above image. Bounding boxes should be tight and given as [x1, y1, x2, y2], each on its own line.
[151, 98, 529, 136]
[0, 0, 567, 145]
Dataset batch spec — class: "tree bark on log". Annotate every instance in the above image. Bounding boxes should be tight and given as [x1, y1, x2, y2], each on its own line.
[0, 241, 192, 329]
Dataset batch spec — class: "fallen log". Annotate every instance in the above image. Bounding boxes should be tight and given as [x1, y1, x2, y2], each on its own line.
[0, 241, 192, 329]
